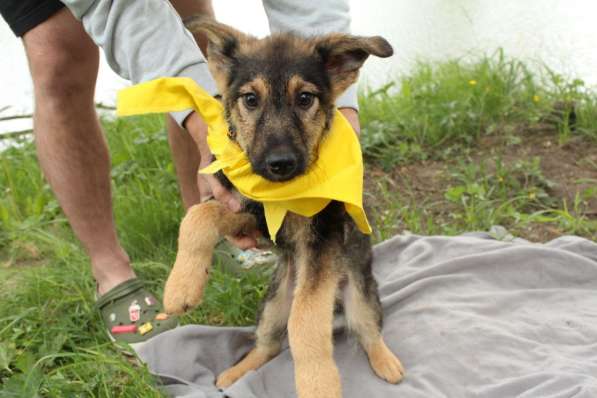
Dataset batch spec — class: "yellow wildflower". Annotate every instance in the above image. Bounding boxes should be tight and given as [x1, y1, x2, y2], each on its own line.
[468, 80, 477, 86]
[533, 95, 541, 103]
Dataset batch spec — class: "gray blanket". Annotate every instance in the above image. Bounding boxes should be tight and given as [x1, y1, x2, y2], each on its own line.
[137, 233, 597, 397]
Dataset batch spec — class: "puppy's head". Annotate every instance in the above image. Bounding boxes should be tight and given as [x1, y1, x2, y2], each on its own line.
[186, 18, 393, 182]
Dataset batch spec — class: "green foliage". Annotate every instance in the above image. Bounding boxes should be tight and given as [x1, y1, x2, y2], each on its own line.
[0, 115, 270, 396]
[443, 157, 555, 231]
[0, 251, 165, 397]
[359, 50, 597, 168]
[369, 156, 595, 240]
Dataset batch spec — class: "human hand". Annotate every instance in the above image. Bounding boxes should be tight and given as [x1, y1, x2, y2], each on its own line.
[339, 107, 361, 135]
[184, 112, 258, 249]
[184, 112, 242, 211]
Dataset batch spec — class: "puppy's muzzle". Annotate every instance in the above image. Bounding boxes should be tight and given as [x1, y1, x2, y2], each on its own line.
[265, 150, 298, 179]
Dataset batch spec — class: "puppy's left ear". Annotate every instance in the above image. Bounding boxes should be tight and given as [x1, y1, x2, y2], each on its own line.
[315, 34, 393, 98]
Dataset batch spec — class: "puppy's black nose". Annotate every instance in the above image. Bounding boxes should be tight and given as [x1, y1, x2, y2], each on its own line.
[265, 152, 297, 178]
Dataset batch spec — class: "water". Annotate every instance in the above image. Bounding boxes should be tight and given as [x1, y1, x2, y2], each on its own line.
[2, 0, 597, 136]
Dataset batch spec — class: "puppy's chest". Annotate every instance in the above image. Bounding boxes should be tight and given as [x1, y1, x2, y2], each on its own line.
[217, 171, 355, 250]
[242, 199, 350, 250]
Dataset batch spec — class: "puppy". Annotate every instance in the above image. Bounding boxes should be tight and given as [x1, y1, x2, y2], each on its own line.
[164, 18, 403, 398]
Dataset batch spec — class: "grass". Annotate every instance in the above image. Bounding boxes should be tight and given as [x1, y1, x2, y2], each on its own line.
[359, 50, 597, 168]
[1, 52, 596, 396]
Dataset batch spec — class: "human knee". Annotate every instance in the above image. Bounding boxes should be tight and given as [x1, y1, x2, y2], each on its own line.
[24, 16, 99, 102]
[32, 52, 97, 104]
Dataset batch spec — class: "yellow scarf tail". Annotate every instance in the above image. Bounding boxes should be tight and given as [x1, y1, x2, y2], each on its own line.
[117, 77, 372, 241]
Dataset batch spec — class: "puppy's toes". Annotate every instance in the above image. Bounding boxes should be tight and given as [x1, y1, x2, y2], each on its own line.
[163, 287, 203, 315]
[368, 339, 405, 384]
[216, 366, 244, 389]
[163, 269, 207, 315]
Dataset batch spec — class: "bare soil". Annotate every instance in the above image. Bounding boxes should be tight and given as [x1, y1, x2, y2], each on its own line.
[365, 128, 597, 242]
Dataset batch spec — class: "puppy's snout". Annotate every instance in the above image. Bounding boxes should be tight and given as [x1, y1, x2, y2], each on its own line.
[265, 151, 298, 178]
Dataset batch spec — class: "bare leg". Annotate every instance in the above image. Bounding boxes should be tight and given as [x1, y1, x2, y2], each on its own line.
[166, 116, 205, 208]
[170, 0, 215, 52]
[168, 0, 215, 209]
[23, 8, 133, 295]
[216, 258, 293, 388]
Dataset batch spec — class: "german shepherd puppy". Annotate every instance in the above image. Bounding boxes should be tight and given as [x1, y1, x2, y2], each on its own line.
[163, 18, 403, 398]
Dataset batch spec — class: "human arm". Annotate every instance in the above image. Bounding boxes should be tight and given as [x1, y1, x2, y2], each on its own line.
[59, 0, 216, 97]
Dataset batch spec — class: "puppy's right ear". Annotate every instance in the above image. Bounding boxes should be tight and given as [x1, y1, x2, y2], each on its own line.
[185, 17, 251, 90]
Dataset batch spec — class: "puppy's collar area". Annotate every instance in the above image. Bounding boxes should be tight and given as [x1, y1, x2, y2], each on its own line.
[117, 77, 371, 241]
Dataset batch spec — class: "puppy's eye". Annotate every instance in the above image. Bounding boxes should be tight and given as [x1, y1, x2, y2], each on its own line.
[297, 92, 315, 109]
[242, 93, 259, 109]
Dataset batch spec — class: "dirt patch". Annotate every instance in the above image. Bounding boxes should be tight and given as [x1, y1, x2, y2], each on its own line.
[476, 128, 597, 213]
[365, 128, 597, 242]
[0, 268, 25, 296]
[0, 241, 46, 269]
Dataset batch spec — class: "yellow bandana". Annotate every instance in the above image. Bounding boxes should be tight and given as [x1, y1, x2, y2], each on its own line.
[117, 77, 371, 241]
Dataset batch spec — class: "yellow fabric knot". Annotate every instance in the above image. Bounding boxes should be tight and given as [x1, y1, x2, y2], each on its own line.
[116, 77, 372, 241]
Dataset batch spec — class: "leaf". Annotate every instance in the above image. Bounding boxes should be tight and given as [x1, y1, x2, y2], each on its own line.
[0, 367, 43, 398]
[14, 351, 35, 373]
[0, 341, 16, 372]
[445, 186, 465, 202]
[38, 332, 67, 367]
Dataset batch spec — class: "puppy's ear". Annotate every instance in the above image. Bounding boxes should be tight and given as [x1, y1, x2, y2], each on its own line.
[185, 17, 252, 91]
[315, 34, 393, 98]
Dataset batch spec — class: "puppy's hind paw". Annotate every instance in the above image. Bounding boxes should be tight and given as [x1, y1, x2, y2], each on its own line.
[216, 366, 245, 389]
[368, 338, 405, 384]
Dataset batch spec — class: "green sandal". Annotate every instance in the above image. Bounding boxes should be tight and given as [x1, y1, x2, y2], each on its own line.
[96, 278, 177, 349]
[214, 240, 277, 273]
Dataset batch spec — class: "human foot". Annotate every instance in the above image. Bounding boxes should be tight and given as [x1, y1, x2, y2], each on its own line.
[96, 278, 178, 349]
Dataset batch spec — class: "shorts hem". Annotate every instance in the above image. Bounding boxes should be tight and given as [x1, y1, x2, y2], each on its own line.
[6, 1, 65, 37]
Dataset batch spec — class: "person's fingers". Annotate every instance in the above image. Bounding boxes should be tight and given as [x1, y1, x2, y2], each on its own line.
[198, 171, 257, 249]
[202, 174, 242, 212]
[226, 234, 258, 250]
[339, 107, 361, 135]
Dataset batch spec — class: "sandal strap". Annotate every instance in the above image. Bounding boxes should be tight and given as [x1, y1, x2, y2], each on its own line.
[96, 278, 145, 310]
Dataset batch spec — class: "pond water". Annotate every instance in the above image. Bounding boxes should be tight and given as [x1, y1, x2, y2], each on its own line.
[1, 0, 597, 137]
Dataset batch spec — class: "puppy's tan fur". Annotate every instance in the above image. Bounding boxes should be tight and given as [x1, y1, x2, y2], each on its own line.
[164, 18, 402, 398]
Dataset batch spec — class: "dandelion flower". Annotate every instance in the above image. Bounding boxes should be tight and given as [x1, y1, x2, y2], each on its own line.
[468, 80, 477, 86]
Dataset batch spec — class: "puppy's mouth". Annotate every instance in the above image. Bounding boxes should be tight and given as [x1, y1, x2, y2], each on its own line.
[252, 147, 306, 182]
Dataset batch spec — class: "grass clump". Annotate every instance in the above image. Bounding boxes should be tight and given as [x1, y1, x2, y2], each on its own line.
[0, 116, 268, 397]
[360, 50, 597, 168]
[369, 154, 596, 242]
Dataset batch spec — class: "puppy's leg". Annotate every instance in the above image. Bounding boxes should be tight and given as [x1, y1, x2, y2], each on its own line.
[343, 267, 404, 384]
[288, 251, 342, 398]
[164, 201, 256, 314]
[216, 257, 293, 388]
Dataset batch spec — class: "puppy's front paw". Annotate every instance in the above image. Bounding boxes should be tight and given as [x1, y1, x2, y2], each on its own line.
[163, 262, 209, 315]
[367, 338, 404, 384]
